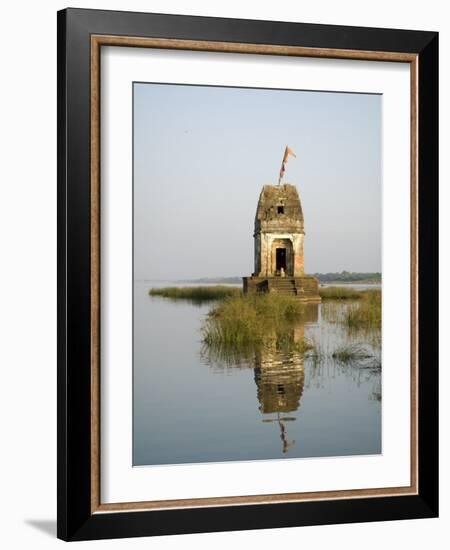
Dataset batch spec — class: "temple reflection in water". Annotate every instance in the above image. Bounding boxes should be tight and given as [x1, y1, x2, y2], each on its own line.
[253, 304, 318, 453]
[254, 343, 305, 453]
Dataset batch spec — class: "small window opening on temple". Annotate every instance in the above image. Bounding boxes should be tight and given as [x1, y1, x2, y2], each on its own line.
[277, 205, 284, 214]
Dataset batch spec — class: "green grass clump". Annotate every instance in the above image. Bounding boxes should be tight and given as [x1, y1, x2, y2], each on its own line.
[345, 289, 381, 329]
[332, 343, 373, 362]
[319, 286, 364, 300]
[149, 285, 240, 303]
[202, 293, 308, 352]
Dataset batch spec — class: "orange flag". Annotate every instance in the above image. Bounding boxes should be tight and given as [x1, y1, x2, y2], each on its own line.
[279, 146, 297, 183]
[282, 146, 297, 163]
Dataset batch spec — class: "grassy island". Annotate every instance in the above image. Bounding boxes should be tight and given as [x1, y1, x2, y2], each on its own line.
[319, 286, 365, 300]
[201, 293, 312, 353]
[149, 285, 240, 303]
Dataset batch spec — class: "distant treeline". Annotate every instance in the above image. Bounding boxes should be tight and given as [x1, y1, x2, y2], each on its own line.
[181, 272, 381, 284]
[179, 277, 242, 285]
[314, 271, 381, 283]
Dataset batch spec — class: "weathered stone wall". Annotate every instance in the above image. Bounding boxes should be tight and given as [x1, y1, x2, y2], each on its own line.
[254, 232, 304, 277]
[253, 184, 305, 277]
[254, 184, 304, 235]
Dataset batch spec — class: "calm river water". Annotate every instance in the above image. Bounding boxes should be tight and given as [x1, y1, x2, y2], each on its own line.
[133, 281, 381, 466]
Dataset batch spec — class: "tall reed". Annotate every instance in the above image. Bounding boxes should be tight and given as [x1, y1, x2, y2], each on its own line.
[345, 289, 381, 329]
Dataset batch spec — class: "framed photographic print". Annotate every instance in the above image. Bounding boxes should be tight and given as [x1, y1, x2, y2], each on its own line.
[57, 8, 438, 541]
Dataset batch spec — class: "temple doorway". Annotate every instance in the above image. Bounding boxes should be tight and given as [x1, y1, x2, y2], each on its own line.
[276, 248, 287, 271]
[271, 238, 294, 276]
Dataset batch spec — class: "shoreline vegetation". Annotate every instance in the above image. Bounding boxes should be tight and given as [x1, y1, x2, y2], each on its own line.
[149, 285, 381, 359]
[319, 287, 364, 300]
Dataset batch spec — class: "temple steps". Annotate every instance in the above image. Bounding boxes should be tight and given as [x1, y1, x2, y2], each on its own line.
[268, 278, 298, 295]
[243, 275, 321, 303]
[269, 277, 301, 296]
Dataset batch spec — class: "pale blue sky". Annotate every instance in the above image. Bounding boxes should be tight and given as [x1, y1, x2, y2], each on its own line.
[134, 83, 381, 280]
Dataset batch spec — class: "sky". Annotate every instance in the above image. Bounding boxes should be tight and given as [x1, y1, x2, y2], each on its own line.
[133, 82, 381, 280]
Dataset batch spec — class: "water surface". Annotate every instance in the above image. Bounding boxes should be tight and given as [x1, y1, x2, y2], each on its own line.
[133, 281, 381, 466]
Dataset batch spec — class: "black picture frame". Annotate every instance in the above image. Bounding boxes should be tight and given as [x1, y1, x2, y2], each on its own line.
[57, 7, 438, 541]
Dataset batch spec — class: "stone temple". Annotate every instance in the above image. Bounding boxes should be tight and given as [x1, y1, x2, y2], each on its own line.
[243, 183, 321, 302]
